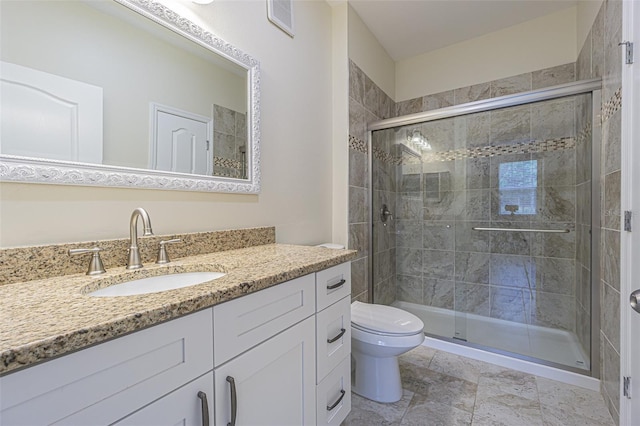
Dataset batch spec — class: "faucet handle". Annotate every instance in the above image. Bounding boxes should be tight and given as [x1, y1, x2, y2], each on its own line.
[69, 247, 106, 275]
[156, 239, 181, 264]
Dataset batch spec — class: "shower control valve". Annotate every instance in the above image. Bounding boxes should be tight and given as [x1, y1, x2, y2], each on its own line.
[380, 204, 394, 227]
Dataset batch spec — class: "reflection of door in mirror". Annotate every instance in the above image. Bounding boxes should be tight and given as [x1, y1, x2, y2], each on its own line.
[213, 104, 247, 179]
[0, 61, 103, 163]
[150, 104, 212, 175]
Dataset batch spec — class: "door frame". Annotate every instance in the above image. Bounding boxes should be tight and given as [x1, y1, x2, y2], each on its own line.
[620, 0, 638, 423]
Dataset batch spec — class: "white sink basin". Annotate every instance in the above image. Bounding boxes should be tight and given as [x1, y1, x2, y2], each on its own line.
[89, 271, 225, 297]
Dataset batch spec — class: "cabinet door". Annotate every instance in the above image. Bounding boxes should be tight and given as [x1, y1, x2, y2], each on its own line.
[115, 372, 213, 426]
[0, 309, 213, 426]
[214, 316, 316, 426]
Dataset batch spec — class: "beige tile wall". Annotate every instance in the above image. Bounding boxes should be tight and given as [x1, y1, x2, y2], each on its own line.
[576, 0, 623, 422]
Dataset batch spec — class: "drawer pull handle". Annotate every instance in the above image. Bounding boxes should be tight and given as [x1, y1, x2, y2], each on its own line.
[327, 328, 346, 344]
[327, 278, 346, 290]
[326, 389, 346, 411]
[226, 376, 237, 426]
[197, 391, 210, 426]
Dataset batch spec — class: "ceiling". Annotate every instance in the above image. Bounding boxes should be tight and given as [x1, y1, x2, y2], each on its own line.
[348, 0, 578, 61]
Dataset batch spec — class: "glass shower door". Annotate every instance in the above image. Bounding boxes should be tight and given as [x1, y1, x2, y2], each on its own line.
[371, 91, 595, 372]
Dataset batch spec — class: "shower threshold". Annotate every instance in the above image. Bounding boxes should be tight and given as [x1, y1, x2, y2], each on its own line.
[392, 300, 590, 371]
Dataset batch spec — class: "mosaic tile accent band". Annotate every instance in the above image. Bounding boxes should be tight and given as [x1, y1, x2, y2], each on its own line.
[373, 146, 402, 165]
[577, 122, 592, 146]
[214, 156, 243, 170]
[351, 82, 614, 166]
[352, 132, 578, 167]
[422, 136, 576, 163]
[349, 135, 368, 153]
[601, 87, 622, 124]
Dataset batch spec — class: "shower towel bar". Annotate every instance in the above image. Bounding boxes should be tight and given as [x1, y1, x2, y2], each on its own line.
[472, 227, 570, 233]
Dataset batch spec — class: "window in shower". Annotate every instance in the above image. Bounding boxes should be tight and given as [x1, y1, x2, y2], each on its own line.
[498, 160, 538, 215]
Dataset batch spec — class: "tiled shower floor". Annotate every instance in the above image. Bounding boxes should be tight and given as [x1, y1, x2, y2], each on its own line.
[342, 346, 614, 426]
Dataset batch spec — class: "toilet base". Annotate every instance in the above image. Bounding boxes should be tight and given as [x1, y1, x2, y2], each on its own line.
[352, 352, 403, 403]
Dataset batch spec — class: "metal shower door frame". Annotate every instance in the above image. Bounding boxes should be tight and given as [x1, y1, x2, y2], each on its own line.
[366, 78, 602, 378]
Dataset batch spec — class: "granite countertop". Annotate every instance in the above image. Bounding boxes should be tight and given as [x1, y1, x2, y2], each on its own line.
[0, 244, 357, 376]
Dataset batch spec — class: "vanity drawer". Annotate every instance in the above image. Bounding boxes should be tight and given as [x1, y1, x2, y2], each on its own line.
[316, 295, 351, 382]
[316, 262, 351, 312]
[316, 356, 351, 426]
[0, 309, 214, 426]
[213, 273, 315, 366]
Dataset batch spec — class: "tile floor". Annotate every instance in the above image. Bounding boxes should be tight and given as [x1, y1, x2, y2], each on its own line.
[343, 345, 615, 426]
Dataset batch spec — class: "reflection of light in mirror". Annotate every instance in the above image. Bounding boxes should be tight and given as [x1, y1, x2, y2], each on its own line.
[159, 0, 209, 29]
[407, 129, 432, 151]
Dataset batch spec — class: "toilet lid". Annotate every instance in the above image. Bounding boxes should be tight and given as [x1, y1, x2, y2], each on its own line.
[351, 301, 424, 336]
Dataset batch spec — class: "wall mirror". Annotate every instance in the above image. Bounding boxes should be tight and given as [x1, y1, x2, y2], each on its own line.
[0, 0, 261, 193]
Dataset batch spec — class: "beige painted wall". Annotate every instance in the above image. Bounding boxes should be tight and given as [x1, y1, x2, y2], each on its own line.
[577, 0, 604, 53]
[395, 7, 578, 101]
[331, 2, 350, 248]
[0, 0, 337, 248]
[347, 4, 395, 99]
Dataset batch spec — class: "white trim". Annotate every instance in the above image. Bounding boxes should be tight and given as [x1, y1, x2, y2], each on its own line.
[266, 0, 294, 37]
[423, 337, 601, 392]
[620, 0, 637, 423]
[0, 0, 261, 194]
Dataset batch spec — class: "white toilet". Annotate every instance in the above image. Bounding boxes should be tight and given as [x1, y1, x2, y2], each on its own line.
[351, 301, 425, 403]
[315, 244, 424, 403]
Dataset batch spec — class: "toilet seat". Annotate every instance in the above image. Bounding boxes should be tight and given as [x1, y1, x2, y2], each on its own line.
[351, 301, 424, 337]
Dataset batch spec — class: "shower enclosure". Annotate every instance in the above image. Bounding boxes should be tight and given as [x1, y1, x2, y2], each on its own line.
[368, 80, 601, 375]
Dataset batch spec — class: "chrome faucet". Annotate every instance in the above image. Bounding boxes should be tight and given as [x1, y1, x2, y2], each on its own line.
[126, 208, 154, 269]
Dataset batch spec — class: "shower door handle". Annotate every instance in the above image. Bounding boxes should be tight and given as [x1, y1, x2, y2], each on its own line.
[630, 289, 640, 314]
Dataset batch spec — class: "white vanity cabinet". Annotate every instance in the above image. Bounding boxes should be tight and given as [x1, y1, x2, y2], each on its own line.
[213, 274, 317, 426]
[212, 264, 352, 426]
[0, 262, 353, 426]
[214, 317, 316, 425]
[0, 309, 214, 426]
[314, 262, 352, 426]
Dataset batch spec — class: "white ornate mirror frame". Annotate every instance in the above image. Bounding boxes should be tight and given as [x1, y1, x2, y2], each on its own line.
[0, 0, 261, 194]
